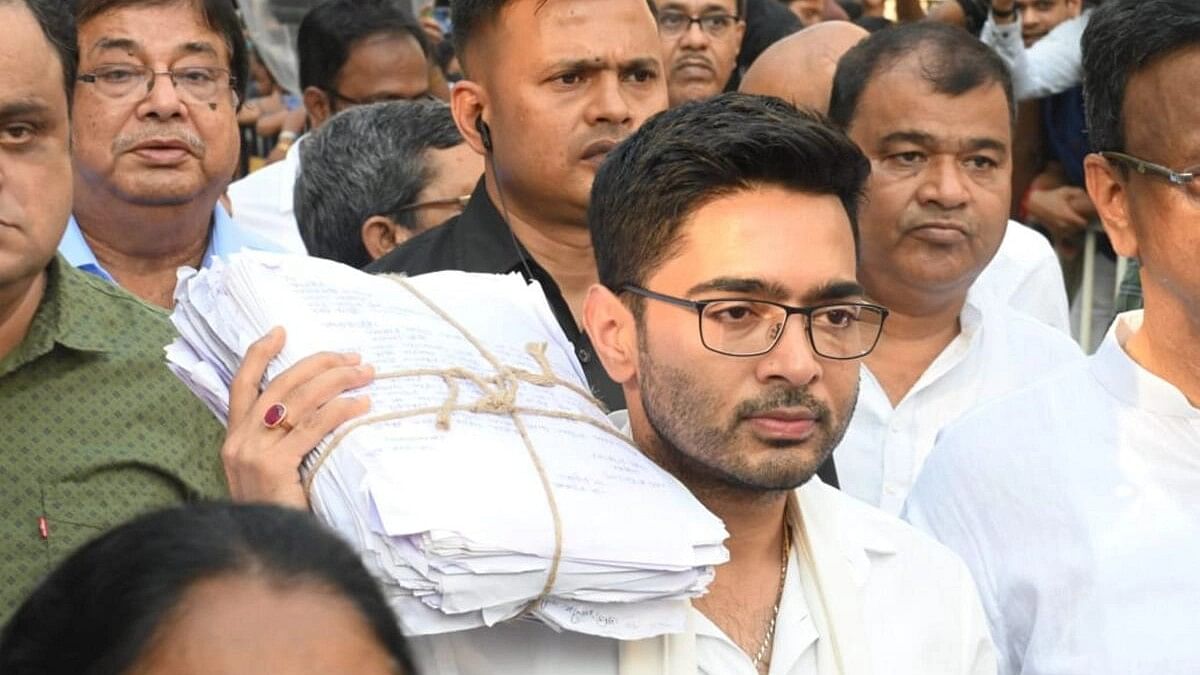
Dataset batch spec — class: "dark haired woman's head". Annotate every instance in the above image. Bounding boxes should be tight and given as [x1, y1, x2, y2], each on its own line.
[0, 503, 413, 675]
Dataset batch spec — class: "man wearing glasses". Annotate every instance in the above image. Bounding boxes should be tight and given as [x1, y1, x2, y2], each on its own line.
[907, 2, 1200, 673]
[62, 0, 279, 309]
[294, 100, 482, 268]
[394, 93, 995, 675]
[657, 0, 745, 107]
[228, 0, 433, 254]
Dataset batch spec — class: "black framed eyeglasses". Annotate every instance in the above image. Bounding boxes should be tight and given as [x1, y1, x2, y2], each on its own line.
[77, 64, 238, 106]
[1101, 151, 1200, 204]
[621, 285, 888, 360]
[657, 11, 741, 37]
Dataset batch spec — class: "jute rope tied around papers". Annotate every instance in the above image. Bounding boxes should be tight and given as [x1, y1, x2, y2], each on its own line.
[303, 275, 632, 615]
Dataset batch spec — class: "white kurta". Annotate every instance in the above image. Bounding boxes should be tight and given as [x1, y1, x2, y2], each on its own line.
[977, 220, 1070, 334]
[836, 284, 1083, 514]
[905, 311, 1200, 675]
[226, 137, 307, 254]
[408, 478, 996, 675]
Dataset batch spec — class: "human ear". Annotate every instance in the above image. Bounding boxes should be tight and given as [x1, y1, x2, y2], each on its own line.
[360, 215, 408, 261]
[1084, 153, 1137, 259]
[450, 79, 490, 157]
[582, 285, 639, 385]
[302, 86, 333, 128]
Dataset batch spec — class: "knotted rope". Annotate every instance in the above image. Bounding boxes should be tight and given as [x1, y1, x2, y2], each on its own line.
[302, 275, 629, 612]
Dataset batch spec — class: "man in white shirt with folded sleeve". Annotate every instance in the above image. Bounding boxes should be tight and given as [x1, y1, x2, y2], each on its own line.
[906, 2, 1200, 673]
[825, 22, 1082, 515]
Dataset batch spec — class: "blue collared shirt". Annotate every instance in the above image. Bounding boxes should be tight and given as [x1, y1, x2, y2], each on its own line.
[59, 203, 283, 283]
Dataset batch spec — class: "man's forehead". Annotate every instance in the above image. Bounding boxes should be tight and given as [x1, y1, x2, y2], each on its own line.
[492, 0, 661, 67]
[80, 4, 228, 62]
[0, 5, 66, 97]
[854, 68, 1010, 142]
[1123, 46, 1200, 164]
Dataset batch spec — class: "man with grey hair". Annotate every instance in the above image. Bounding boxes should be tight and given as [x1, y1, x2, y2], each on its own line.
[294, 100, 482, 268]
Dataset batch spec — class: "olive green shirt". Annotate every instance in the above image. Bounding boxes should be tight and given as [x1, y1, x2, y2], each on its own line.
[0, 256, 227, 618]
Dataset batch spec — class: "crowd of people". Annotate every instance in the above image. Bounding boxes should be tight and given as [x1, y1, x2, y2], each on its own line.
[0, 0, 1197, 673]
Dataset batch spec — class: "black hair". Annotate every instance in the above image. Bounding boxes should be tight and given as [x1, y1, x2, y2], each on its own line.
[7, 0, 77, 106]
[589, 92, 870, 291]
[298, 0, 429, 93]
[296, 100, 465, 268]
[828, 21, 1015, 131]
[0, 503, 413, 675]
[73, 0, 248, 104]
[1081, 0, 1200, 152]
[735, 0, 801, 77]
[452, 0, 659, 75]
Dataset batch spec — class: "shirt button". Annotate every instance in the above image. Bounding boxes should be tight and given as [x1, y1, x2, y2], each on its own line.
[577, 347, 592, 364]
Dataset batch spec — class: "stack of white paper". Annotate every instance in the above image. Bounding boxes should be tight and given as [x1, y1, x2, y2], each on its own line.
[167, 252, 729, 639]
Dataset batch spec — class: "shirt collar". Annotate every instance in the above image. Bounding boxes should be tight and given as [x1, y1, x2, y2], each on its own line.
[0, 256, 130, 377]
[277, 134, 305, 211]
[60, 203, 282, 282]
[450, 178, 533, 275]
[1090, 310, 1200, 418]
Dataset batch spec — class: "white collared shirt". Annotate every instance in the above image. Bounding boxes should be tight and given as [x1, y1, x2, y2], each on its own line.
[225, 137, 308, 254]
[407, 478, 996, 675]
[836, 284, 1083, 515]
[905, 311, 1200, 675]
[976, 220, 1070, 334]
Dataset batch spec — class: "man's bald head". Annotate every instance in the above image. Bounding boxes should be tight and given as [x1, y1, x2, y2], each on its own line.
[739, 20, 867, 113]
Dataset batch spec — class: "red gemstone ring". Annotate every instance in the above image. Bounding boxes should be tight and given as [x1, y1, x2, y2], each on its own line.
[263, 402, 291, 431]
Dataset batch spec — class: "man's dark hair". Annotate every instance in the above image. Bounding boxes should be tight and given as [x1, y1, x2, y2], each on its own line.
[0, 503, 413, 675]
[1081, 0, 1200, 153]
[7, 0, 77, 105]
[73, 0, 248, 104]
[590, 92, 870, 291]
[828, 21, 1015, 131]
[298, 0, 429, 93]
[451, 0, 659, 75]
[296, 100, 466, 268]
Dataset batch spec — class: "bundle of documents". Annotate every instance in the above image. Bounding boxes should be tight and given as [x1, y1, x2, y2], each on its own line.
[167, 252, 729, 639]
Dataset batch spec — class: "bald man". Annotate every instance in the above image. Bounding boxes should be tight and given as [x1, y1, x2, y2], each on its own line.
[740, 21, 867, 112]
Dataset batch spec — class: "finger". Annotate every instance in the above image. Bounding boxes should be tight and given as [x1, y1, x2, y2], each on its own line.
[229, 327, 285, 425]
[255, 350, 364, 418]
[284, 395, 373, 458]
[277, 364, 375, 427]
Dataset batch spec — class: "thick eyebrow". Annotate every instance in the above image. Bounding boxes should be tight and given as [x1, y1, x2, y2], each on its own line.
[90, 36, 140, 57]
[545, 56, 660, 76]
[88, 37, 219, 61]
[178, 41, 219, 60]
[687, 277, 866, 303]
[0, 99, 52, 122]
[660, 2, 733, 12]
[880, 130, 1008, 156]
[687, 277, 792, 301]
[805, 280, 867, 304]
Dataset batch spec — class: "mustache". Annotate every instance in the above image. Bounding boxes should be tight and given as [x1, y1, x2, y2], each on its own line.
[111, 128, 206, 157]
[732, 388, 830, 422]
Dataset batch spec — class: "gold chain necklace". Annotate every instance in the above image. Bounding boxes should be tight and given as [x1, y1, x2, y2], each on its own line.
[751, 525, 791, 672]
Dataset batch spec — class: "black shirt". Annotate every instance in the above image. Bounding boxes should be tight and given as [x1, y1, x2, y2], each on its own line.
[366, 180, 625, 411]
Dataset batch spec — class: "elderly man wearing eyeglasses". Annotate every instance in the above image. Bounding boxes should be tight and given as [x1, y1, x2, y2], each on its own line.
[294, 100, 482, 268]
[657, 0, 747, 107]
[61, 0, 282, 309]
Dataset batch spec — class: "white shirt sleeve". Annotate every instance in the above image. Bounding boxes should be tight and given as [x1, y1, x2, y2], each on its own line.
[979, 11, 1088, 101]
